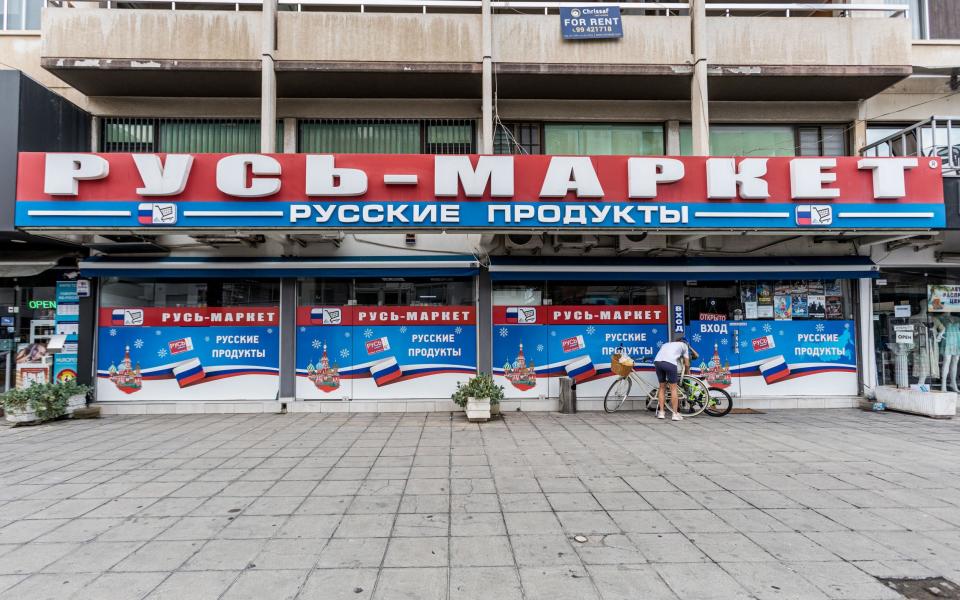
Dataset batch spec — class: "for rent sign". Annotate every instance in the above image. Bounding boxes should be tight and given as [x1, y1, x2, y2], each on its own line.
[560, 6, 623, 40]
[14, 153, 945, 231]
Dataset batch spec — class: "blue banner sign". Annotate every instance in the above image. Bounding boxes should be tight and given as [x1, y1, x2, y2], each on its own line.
[560, 6, 623, 40]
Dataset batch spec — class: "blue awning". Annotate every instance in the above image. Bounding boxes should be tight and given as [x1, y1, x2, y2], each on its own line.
[79, 255, 480, 279]
[489, 256, 878, 281]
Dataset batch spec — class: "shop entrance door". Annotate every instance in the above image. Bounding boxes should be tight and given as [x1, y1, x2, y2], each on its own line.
[687, 318, 743, 398]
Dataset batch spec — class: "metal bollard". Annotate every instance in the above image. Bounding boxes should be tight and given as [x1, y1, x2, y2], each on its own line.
[559, 377, 577, 414]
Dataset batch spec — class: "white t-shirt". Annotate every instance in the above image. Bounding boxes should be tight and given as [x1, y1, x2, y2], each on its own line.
[654, 341, 689, 366]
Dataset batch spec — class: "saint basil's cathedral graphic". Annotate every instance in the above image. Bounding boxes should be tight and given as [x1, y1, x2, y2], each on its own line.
[307, 344, 341, 392]
[503, 343, 537, 391]
[107, 345, 143, 394]
[698, 343, 732, 388]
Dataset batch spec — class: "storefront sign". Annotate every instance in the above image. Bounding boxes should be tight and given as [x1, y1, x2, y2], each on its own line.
[96, 306, 280, 401]
[296, 306, 476, 401]
[560, 6, 623, 40]
[929, 284, 960, 313]
[76, 279, 90, 297]
[894, 304, 911, 318]
[15, 154, 945, 231]
[53, 281, 79, 383]
[673, 304, 685, 335]
[895, 330, 914, 344]
[492, 305, 668, 399]
[28, 300, 55, 309]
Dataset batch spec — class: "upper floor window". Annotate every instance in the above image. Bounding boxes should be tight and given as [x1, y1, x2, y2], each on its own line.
[895, 0, 960, 40]
[680, 124, 847, 156]
[545, 124, 665, 156]
[495, 123, 542, 155]
[101, 118, 283, 153]
[2, 0, 42, 31]
[298, 119, 475, 154]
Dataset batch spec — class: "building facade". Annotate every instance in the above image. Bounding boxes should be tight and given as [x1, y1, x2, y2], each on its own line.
[2, 0, 960, 414]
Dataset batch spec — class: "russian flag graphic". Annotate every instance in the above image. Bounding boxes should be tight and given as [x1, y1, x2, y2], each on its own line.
[173, 357, 206, 387]
[505, 307, 519, 323]
[759, 355, 790, 384]
[310, 308, 325, 324]
[371, 357, 402, 386]
[137, 203, 155, 225]
[111, 309, 126, 326]
[565, 355, 596, 383]
[796, 206, 812, 226]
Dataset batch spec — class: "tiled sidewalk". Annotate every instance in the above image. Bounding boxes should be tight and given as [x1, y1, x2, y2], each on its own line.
[1, 409, 959, 599]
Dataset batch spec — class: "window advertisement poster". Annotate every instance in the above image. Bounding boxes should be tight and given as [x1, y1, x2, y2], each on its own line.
[928, 284, 960, 313]
[688, 319, 857, 397]
[296, 306, 476, 401]
[96, 307, 280, 401]
[492, 305, 668, 400]
[53, 281, 79, 383]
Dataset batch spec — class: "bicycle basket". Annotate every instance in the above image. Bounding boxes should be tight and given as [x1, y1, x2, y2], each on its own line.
[610, 354, 634, 377]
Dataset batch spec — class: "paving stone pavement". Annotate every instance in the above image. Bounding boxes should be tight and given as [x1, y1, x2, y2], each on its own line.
[1, 408, 959, 599]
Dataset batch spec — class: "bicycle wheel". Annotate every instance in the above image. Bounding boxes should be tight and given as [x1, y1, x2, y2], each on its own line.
[705, 387, 733, 417]
[645, 387, 661, 412]
[678, 375, 711, 417]
[604, 377, 632, 413]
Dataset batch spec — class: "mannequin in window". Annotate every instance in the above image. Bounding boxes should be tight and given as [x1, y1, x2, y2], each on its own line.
[915, 309, 942, 386]
[940, 314, 960, 392]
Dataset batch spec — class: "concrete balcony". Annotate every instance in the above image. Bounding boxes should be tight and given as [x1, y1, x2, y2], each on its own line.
[40, 5, 912, 100]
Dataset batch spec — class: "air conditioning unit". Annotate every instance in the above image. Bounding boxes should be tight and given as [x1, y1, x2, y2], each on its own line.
[551, 235, 598, 251]
[504, 234, 543, 252]
[618, 233, 651, 252]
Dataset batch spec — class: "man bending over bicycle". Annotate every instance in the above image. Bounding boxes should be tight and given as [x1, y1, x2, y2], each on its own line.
[653, 335, 696, 421]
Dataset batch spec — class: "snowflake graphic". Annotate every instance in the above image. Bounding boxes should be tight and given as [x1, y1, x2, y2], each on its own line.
[155, 330, 162, 336]
[750, 327, 757, 333]
[536, 344, 544, 353]
[157, 348, 167, 358]
[740, 340, 749, 348]
[108, 328, 117, 337]
[656, 340, 665, 348]
[339, 348, 350, 359]
[399, 326, 407, 334]
[299, 327, 306, 333]
[762, 323, 773, 333]
[454, 326, 463, 335]
[133, 338, 144, 349]
[267, 328, 274, 334]
[652, 328, 658, 334]
[815, 323, 825, 332]
[550, 331, 557, 337]
[778, 330, 785, 336]
[363, 328, 374, 339]
[844, 323, 850, 329]
[691, 333, 702, 343]
[586, 326, 596, 336]
[312, 339, 322, 350]
[721, 337, 729, 346]
[204, 336, 210, 343]
[498, 327, 509, 338]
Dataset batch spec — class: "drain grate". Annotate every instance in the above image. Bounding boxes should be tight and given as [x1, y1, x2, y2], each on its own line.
[879, 578, 960, 600]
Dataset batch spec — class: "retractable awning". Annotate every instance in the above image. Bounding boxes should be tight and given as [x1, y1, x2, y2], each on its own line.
[488, 257, 879, 281]
[79, 255, 480, 279]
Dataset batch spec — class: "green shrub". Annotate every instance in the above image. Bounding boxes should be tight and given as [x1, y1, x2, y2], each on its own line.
[451, 373, 505, 408]
[2, 381, 91, 422]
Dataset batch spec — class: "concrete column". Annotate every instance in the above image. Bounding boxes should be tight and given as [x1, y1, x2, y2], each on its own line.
[283, 117, 297, 153]
[76, 281, 98, 388]
[690, 0, 710, 156]
[858, 277, 877, 398]
[90, 116, 101, 152]
[481, 0, 494, 153]
[853, 103, 868, 155]
[260, 0, 278, 153]
[665, 120, 681, 155]
[477, 269, 492, 374]
[279, 277, 296, 403]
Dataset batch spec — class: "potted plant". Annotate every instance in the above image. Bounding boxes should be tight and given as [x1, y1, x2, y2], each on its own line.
[452, 374, 504, 422]
[2, 381, 91, 424]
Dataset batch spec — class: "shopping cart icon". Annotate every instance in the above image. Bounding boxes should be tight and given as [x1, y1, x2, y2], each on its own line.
[796, 205, 832, 226]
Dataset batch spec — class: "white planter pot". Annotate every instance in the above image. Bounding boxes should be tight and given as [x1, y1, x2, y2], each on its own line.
[66, 394, 86, 413]
[465, 397, 491, 422]
[5, 408, 38, 423]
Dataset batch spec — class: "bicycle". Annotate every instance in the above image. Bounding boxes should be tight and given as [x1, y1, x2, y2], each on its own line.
[604, 346, 713, 416]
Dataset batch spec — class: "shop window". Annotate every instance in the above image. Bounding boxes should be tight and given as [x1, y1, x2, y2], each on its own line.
[100, 279, 280, 308]
[685, 280, 851, 322]
[544, 124, 665, 156]
[492, 283, 544, 306]
[298, 280, 351, 307]
[546, 282, 666, 306]
[353, 278, 475, 306]
[495, 123, 543, 155]
[101, 118, 283, 153]
[873, 270, 960, 391]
